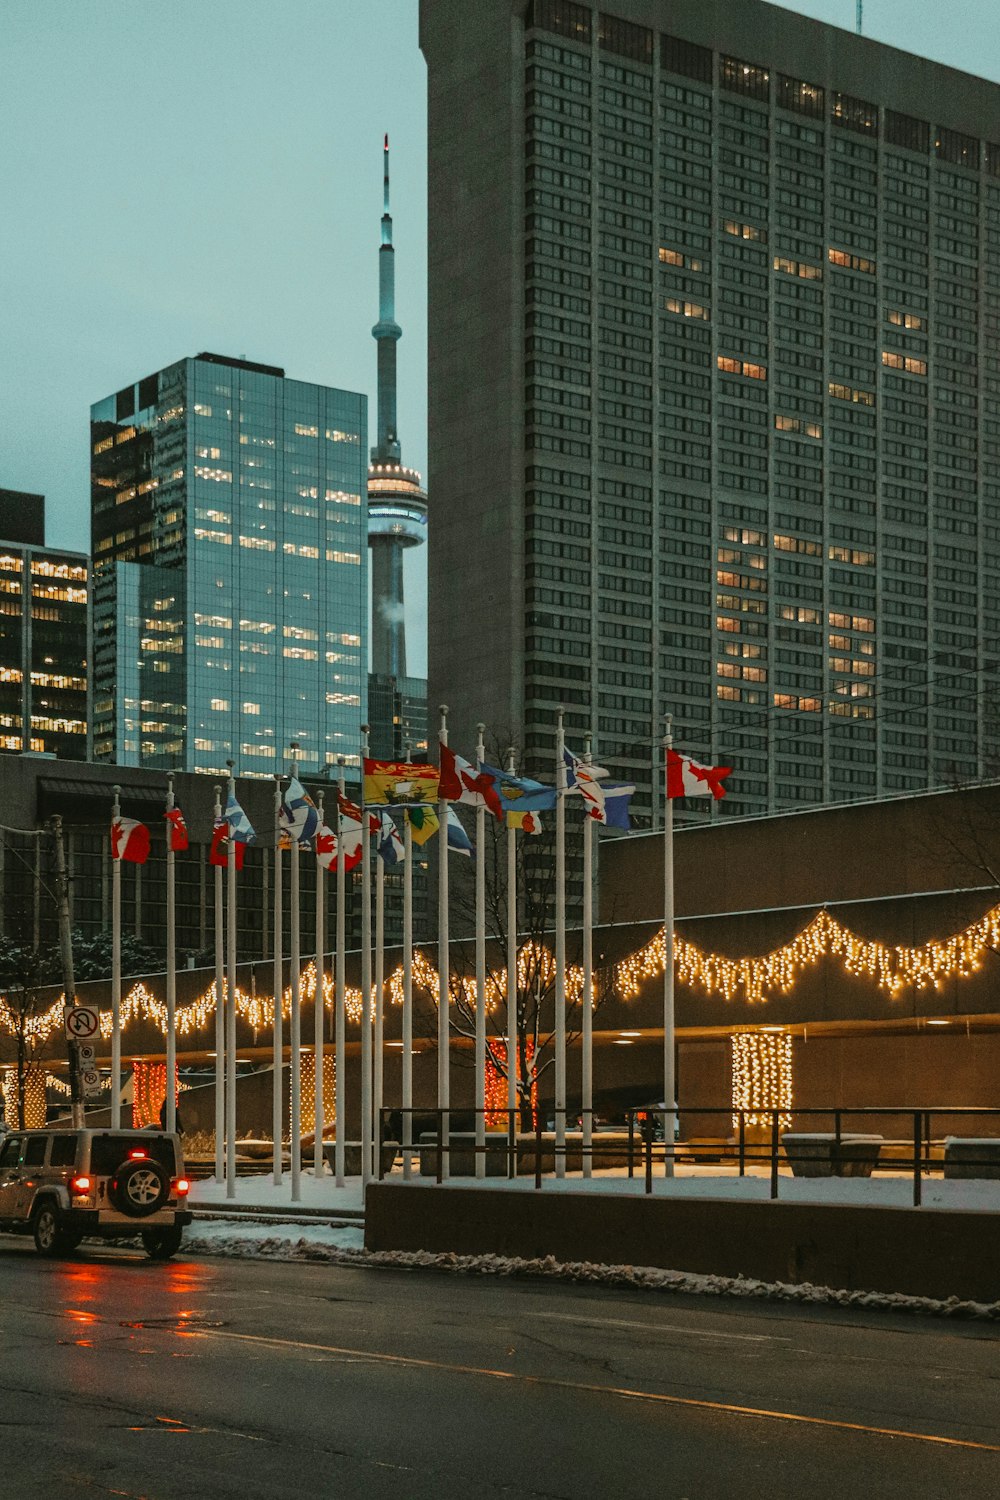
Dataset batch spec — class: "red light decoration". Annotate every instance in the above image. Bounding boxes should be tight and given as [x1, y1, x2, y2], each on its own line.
[132, 1059, 178, 1128]
[484, 1041, 537, 1128]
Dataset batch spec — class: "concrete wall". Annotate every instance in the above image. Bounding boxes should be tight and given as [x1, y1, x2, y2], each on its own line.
[366, 1181, 1000, 1302]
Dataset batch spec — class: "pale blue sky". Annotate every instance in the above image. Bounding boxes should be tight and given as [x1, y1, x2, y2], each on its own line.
[2, 0, 999, 678]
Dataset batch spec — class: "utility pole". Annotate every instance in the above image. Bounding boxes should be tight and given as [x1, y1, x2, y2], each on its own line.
[51, 815, 84, 1127]
[856, 0, 863, 35]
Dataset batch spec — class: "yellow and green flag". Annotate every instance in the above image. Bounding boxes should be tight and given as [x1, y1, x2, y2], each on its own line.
[363, 758, 439, 806]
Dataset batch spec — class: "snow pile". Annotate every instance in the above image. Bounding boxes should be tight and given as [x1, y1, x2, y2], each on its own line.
[181, 1218, 1000, 1321]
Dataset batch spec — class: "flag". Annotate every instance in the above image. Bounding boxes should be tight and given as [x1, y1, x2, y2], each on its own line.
[438, 743, 503, 819]
[333, 794, 364, 872]
[598, 782, 636, 830]
[224, 789, 256, 842]
[481, 763, 556, 815]
[372, 809, 405, 865]
[666, 749, 731, 800]
[562, 746, 609, 789]
[210, 821, 246, 870]
[164, 806, 188, 852]
[363, 758, 438, 806]
[446, 806, 473, 856]
[111, 817, 150, 864]
[506, 809, 544, 835]
[315, 821, 337, 871]
[406, 805, 439, 846]
[280, 774, 319, 844]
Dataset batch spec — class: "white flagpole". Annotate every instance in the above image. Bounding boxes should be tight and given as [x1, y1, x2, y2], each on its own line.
[288, 753, 302, 1202]
[663, 714, 676, 1178]
[111, 785, 122, 1129]
[272, 776, 283, 1185]
[334, 758, 346, 1186]
[360, 724, 373, 1185]
[165, 774, 177, 1134]
[374, 824, 385, 1159]
[225, 764, 238, 1200]
[554, 706, 567, 1178]
[582, 735, 594, 1179]
[402, 792, 413, 1180]
[506, 747, 517, 1134]
[314, 789, 326, 1178]
[437, 705, 450, 1179]
[474, 722, 486, 1179]
[213, 784, 224, 1183]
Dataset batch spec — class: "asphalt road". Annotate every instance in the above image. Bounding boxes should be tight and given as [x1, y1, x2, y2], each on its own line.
[2, 1234, 999, 1500]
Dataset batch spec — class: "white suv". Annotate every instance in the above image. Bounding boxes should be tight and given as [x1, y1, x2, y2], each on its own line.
[0, 1127, 192, 1258]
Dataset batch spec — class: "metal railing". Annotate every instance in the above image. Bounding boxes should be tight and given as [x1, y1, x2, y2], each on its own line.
[377, 1104, 1000, 1207]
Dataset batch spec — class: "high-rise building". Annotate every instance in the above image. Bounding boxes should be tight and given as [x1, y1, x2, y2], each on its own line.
[421, 0, 1000, 822]
[0, 491, 89, 760]
[90, 353, 368, 777]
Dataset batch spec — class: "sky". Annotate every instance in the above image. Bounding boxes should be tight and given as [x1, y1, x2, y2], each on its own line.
[2, 0, 1000, 681]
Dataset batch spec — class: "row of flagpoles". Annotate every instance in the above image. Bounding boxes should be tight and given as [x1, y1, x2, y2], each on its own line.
[107, 714, 731, 1195]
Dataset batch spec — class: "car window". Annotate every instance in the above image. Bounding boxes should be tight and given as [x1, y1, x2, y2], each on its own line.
[23, 1137, 48, 1167]
[89, 1134, 176, 1174]
[0, 1137, 22, 1168]
[49, 1135, 78, 1168]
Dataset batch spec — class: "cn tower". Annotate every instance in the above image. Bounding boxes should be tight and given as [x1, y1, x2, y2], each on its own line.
[367, 135, 427, 677]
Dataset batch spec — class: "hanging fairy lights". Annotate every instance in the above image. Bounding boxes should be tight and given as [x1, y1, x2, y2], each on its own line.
[483, 1040, 537, 1128]
[2, 1063, 47, 1129]
[3, 899, 1000, 1051]
[299, 1052, 336, 1137]
[731, 1031, 793, 1129]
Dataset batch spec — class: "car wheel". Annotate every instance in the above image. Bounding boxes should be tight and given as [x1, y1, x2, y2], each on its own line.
[109, 1159, 169, 1218]
[141, 1223, 183, 1260]
[33, 1203, 71, 1257]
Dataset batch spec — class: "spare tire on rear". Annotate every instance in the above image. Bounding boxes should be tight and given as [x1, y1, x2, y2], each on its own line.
[109, 1158, 169, 1217]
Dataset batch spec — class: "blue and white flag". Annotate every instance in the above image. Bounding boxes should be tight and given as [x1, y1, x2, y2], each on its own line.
[600, 782, 635, 831]
[481, 763, 556, 814]
[446, 806, 473, 857]
[224, 789, 256, 844]
[576, 760, 635, 830]
[280, 774, 320, 845]
[373, 809, 405, 866]
[562, 746, 608, 789]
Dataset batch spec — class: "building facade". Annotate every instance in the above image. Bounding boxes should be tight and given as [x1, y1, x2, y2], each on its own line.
[0, 491, 88, 760]
[91, 353, 368, 777]
[421, 0, 1000, 823]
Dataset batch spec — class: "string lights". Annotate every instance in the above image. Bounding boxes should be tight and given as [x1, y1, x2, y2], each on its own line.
[731, 1031, 793, 1129]
[2, 1063, 47, 1129]
[3, 900, 999, 1050]
[299, 1052, 336, 1137]
[484, 1041, 537, 1128]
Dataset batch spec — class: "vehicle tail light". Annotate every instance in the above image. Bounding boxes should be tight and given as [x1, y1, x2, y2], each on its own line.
[70, 1176, 91, 1195]
[172, 1178, 190, 1196]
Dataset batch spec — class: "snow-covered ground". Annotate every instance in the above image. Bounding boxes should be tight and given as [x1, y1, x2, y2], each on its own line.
[188, 1172, 364, 1215]
[179, 1216, 1000, 1322]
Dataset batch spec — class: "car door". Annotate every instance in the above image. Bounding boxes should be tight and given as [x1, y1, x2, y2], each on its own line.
[13, 1136, 49, 1218]
[0, 1135, 25, 1220]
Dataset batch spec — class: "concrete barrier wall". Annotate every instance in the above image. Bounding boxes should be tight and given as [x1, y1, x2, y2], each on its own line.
[365, 1182, 1000, 1303]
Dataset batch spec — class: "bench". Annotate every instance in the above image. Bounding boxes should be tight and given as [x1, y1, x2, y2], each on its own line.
[943, 1137, 1000, 1179]
[782, 1132, 883, 1177]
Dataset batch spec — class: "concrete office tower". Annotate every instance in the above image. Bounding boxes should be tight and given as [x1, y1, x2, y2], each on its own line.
[90, 353, 368, 775]
[0, 490, 89, 760]
[421, 0, 1000, 822]
[367, 136, 428, 678]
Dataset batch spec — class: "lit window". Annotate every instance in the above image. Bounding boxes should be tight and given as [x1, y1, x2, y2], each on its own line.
[210, 698, 229, 712]
[294, 423, 319, 437]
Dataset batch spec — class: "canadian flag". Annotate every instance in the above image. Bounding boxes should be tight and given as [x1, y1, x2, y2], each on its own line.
[438, 742, 503, 819]
[111, 817, 151, 864]
[209, 821, 246, 870]
[666, 748, 731, 801]
[164, 806, 188, 852]
[315, 822, 337, 871]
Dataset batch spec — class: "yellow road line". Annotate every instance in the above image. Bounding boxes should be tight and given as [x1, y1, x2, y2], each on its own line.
[193, 1328, 1000, 1453]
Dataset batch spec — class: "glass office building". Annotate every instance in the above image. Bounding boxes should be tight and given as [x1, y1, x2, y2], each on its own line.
[0, 491, 89, 760]
[421, 0, 1000, 823]
[91, 353, 368, 776]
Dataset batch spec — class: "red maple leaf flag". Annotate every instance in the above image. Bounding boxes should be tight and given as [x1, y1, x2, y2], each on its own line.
[209, 821, 246, 870]
[666, 748, 731, 801]
[110, 817, 151, 864]
[164, 806, 189, 852]
[438, 742, 503, 819]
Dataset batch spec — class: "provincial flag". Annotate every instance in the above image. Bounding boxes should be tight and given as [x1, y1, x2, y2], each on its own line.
[481, 763, 557, 815]
[666, 748, 732, 801]
[164, 806, 189, 852]
[111, 817, 150, 864]
[280, 774, 320, 844]
[562, 746, 609, 790]
[446, 806, 473, 857]
[593, 780, 636, 830]
[224, 789, 256, 843]
[363, 758, 438, 806]
[374, 810, 405, 865]
[406, 805, 439, 847]
[210, 821, 246, 870]
[438, 743, 503, 819]
[506, 809, 544, 835]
